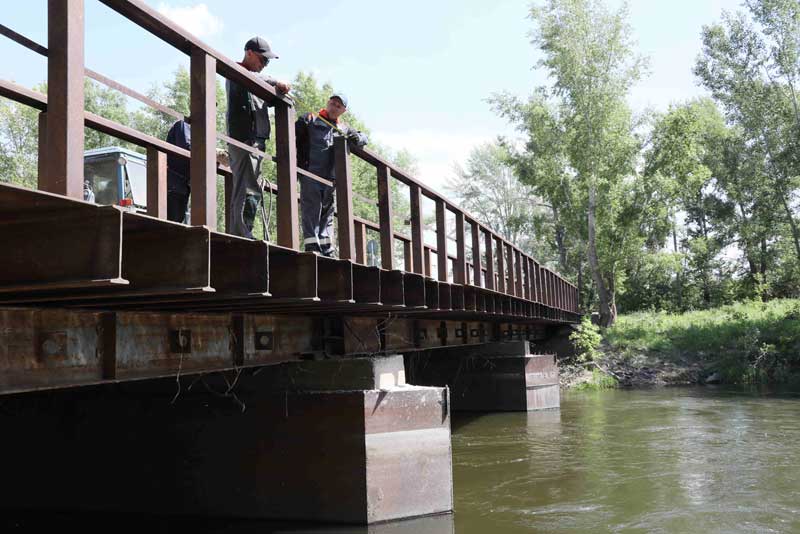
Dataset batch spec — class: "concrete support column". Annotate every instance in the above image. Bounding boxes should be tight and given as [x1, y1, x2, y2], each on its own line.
[405, 341, 560, 412]
[0, 355, 453, 524]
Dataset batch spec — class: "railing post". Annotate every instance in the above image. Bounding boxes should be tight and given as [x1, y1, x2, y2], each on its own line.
[523, 255, 530, 300]
[410, 184, 424, 274]
[471, 221, 482, 287]
[377, 164, 394, 270]
[454, 211, 466, 284]
[146, 147, 167, 218]
[224, 176, 232, 233]
[495, 237, 505, 293]
[275, 103, 299, 249]
[505, 244, 515, 296]
[37, 111, 48, 187]
[424, 247, 432, 278]
[485, 231, 495, 291]
[355, 220, 366, 264]
[44, 0, 84, 198]
[334, 136, 356, 260]
[404, 240, 412, 271]
[436, 200, 448, 282]
[189, 48, 216, 230]
[514, 249, 523, 297]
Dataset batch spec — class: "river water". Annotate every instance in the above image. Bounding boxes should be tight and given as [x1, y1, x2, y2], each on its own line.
[6, 387, 799, 533]
[452, 386, 800, 534]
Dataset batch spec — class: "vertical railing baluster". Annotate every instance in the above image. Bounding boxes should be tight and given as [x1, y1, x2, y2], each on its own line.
[189, 48, 216, 229]
[333, 136, 355, 260]
[146, 147, 166, 218]
[377, 164, 394, 270]
[523, 255, 530, 301]
[224, 176, 232, 233]
[495, 237, 505, 293]
[485, 231, 495, 291]
[355, 221, 366, 264]
[436, 200, 448, 282]
[44, 0, 85, 198]
[424, 247, 431, 278]
[471, 221, 482, 287]
[514, 249, 523, 296]
[404, 240, 412, 272]
[410, 184, 424, 274]
[275, 103, 299, 249]
[454, 211, 466, 284]
[37, 112, 48, 187]
[505, 244, 515, 296]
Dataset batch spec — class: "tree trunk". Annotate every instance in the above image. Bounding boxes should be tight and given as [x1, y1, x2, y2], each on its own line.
[777, 185, 800, 261]
[587, 184, 615, 327]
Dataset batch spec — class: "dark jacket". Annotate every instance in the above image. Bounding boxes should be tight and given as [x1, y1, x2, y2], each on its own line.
[166, 119, 191, 194]
[295, 111, 368, 183]
[226, 74, 277, 145]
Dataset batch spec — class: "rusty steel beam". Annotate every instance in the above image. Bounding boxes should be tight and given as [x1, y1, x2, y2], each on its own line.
[380, 270, 405, 307]
[317, 256, 354, 302]
[0, 183, 126, 294]
[210, 233, 268, 295]
[438, 283, 452, 311]
[267, 246, 317, 300]
[402, 272, 426, 308]
[352, 264, 381, 304]
[451, 285, 465, 311]
[424, 279, 439, 310]
[463, 285, 477, 312]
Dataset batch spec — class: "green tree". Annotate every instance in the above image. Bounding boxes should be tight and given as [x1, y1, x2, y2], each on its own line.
[494, 0, 647, 325]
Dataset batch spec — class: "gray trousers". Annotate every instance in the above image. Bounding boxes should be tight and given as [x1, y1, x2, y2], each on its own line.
[227, 143, 264, 239]
[301, 176, 335, 256]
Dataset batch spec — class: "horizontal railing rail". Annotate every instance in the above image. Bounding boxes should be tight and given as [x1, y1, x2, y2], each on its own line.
[0, 0, 579, 315]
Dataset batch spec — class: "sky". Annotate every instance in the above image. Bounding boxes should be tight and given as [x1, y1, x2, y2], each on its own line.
[1, 0, 745, 192]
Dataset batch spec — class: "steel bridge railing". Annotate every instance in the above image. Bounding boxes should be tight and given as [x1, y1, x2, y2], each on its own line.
[0, 0, 579, 316]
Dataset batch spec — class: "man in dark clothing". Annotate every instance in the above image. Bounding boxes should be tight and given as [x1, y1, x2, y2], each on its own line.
[295, 93, 368, 256]
[165, 119, 191, 223]
[226, 36, 291, 239]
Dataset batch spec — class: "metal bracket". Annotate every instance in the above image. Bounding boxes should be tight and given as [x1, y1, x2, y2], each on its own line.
[169, 329, 192, 353]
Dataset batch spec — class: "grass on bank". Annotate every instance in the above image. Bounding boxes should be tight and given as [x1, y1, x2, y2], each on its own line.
[603, 299, 800, 383]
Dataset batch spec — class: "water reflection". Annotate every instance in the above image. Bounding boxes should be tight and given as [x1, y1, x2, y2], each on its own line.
[451, 387, 800, 534]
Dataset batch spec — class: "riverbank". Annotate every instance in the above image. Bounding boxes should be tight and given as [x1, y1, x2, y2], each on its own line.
[561, 298, 800, 389]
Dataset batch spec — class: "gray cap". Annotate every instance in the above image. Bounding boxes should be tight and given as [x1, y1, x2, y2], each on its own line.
[245, 36, 279, 60]
[330, 93, 348, 108]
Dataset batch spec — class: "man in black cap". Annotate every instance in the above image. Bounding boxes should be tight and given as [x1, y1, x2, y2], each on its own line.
[295, 93, 368, 256]
[226, 36, 291, 239]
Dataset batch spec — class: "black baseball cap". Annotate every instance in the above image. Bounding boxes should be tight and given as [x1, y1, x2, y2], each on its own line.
[245, 36, 279, 60]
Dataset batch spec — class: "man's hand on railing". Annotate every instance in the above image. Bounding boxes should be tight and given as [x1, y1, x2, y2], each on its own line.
[216, 148, 230, 168]
[275, 81, 291, 94]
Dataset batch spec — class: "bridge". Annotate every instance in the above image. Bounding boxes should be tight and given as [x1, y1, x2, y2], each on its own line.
[0, 0, 578, 526]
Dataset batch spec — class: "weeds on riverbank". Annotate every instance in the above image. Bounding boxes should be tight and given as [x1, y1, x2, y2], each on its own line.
[604, 299, 800, 384]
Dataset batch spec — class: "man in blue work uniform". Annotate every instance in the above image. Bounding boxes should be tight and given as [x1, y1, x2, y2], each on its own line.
[226, 36, 291, 238]
[295, 93, 368, 256]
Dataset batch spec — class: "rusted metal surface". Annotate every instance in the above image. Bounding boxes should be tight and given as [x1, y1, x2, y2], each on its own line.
[43, 0, 84, 199]
[0, 183, 126, 293]
[409, 184, 424, 274]
[376, 164, 395, 270]
[267, 246, 317, 299]
[146, 147, 167, 219]
[275, 104, 299, 249]
[402, 272, 426, 308]
[380, 270, 405, 306]
[334, 137, 356, 260]
[189, 49, 217, 229]
[317, 256, 354, 302]
[352, 264, 381, 304]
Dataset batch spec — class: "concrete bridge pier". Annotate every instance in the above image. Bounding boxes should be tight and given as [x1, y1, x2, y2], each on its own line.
[0, 355, 453, 525]
[405, 341, 560, 412]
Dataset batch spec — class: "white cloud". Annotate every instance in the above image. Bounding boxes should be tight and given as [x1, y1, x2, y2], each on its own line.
[157, 3, 223, 38]
[373, 129, 493, 194]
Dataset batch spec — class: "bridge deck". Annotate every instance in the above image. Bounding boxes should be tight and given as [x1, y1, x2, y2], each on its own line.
[0, 0, 578, 397]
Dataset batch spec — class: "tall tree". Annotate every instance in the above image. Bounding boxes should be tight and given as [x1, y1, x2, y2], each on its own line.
[494, 0, 646, 325]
